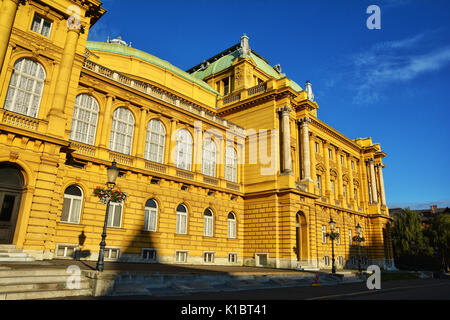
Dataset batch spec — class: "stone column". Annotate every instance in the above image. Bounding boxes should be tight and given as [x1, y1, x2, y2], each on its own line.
[99, 94, 114, 148]
[278, 106, 292, 174]
[0, 0, 20, 73]
[47, 23, 82, 137]
[165, 119, 178, 165]
[299, 117, 313, 182]
[136, 107, 147, 158]
[376, 164, 387, 206]
[368, 158, 378, 204]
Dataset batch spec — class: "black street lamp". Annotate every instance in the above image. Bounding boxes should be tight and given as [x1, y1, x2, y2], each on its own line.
[327, 217, 339, 274]
[356, 223, 363, 274]
[96, 161, 120, 272]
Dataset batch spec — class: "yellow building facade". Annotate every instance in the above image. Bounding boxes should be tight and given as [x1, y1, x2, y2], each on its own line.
[0, 0, 394, 270]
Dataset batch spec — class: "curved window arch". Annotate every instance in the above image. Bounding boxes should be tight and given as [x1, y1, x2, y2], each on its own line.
[202, 138, 217, 177]
[61, 185, 83, 224]
[144, 199, 158, 232]
[144, 119, 166, 164]
[175, 129, 193, 171]
[225, 146, 238, 183]
[4, 58, 46, 118]
[203, 208, 213, 237]
[228, 212, 236, 239]
[109, 107, 135, 155]
[69, 94, 99, 145]
[176, 204, 188, 234]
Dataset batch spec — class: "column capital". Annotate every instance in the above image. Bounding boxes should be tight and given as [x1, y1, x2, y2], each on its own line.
[278, 105, 292, 115]
[298, 117, 311, 126]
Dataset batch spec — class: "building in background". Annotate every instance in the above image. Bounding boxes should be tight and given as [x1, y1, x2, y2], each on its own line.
[0, 0, 394, 270]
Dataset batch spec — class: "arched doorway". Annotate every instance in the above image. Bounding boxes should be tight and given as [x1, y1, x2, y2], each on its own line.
[295, 212, 308, 261]
[0, 163, 24, 244]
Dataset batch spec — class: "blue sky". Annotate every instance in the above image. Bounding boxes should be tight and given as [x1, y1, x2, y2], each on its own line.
[88, 0, 450, 210]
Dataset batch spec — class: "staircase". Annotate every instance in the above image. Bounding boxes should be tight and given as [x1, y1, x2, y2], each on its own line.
[0, 268, 92, 300]
[296, 260, 320, 271]
[0, 245, 35, 262]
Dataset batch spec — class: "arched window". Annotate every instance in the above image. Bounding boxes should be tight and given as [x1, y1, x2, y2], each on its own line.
[204, 208, 213, 237]
[176, 204, 188, 234]
[228, 212, 236, 239]
[69, 94, 99, 145]
[61, 185, 83, 224]
[144, 199, 158, 232]
[202, 138, 216, 177]
[225, 146, 238, 183]
[109, 107, 135, 155]
[4, 58, 45, 118]
[175, 129, 192, 171]
[144, 119, 166, 164]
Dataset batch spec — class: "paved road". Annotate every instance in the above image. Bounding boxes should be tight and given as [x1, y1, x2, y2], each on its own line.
[82, 278, 449, 300]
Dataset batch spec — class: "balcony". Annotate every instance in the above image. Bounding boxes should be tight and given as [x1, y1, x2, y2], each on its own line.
[0, 109, 44, 132]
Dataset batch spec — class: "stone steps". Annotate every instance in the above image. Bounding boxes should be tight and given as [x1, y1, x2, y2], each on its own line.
[0, 268, 93, 300]
[0, 245, 35, 262]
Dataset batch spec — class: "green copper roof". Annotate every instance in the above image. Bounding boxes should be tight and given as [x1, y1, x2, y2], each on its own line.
[86, 41, 219, 95]
[190, 48, 303, 93]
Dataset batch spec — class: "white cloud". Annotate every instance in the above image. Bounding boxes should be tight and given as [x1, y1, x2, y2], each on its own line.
[349, 32, 450, 105]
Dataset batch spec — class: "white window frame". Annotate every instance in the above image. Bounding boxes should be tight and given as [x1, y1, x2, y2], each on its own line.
[141, 248, 157, 261]
[349, 229, 353, 246]
[175, 250, 188, 263]
[69, 94, 99, 145]
[338, 256, 344, 265]
[55, 244, 78, 258]
[330, 179, 335, 197]
[322, 225, 327, 243]
[104, 247, 121, 260]
[176, 204, 188, 234]
[315, 142, 319, 153]
[109, 107, 135, 155]
[144, 119, 166, 164]
[203, 252, 215, 263]
[107, 202, 123, 228]
[4, 58, 46, 118]
[324, 256, 330, 266]
[228, 212, 236, 239]
[31, 13, 52, 37]
[61, 185, 83, 224]
[228, 253, 238, 264]
[203, 208, 213, 237]
[175, 129, 193, 171]
[144, 199, 158, 232]
[225, 146, 238, 183]
[316, 174, 322, 193]
[328, 149, 332, 160]
[202, 138, 217, 177]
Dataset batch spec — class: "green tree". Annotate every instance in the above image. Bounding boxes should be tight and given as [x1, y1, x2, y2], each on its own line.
[391, 208, 424, 258]
[429, 213, 450, 272]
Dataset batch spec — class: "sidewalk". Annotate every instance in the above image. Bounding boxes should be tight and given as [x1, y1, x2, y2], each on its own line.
[0, 259, 364, 299]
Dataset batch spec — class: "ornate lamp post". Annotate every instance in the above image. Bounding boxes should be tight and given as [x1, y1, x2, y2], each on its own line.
[354, 223, 366, 274]
[96, 161, 120, 272]
[326, 218, 339, 274]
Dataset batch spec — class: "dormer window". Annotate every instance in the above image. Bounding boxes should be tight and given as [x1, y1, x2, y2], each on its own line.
[223, 77, 230, 95]
[31, 13, 52, 37]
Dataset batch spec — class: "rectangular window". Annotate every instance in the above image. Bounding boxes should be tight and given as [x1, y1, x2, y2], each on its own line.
[349, 229, 352, 246]
[228, 253, 238, 264]
[107, 203, 122, 228]
[351, 161, 355, 170]
[354, 188, 358, 201]
[223, 77, 230, 95]
[324, 256, 330, 266]
[322, 225, 327, 243]
[316, 175, 322, 194]
[330, 179, 335, 197]
[340, 155, 344, 165]
[338, 256, 343, 265]
[203, 252, 215, 263]
[104, 248, 120, 260]
[31, 13, 52, 37]
[315, 142, 319, 153]
[343, 185, 347, 199]
[175, 251, 188, 263]
[255, 253, 268, 266]
[328, 149, 332, 159]
[56, 244, 76, 258]
[142, 248, 157, 261]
